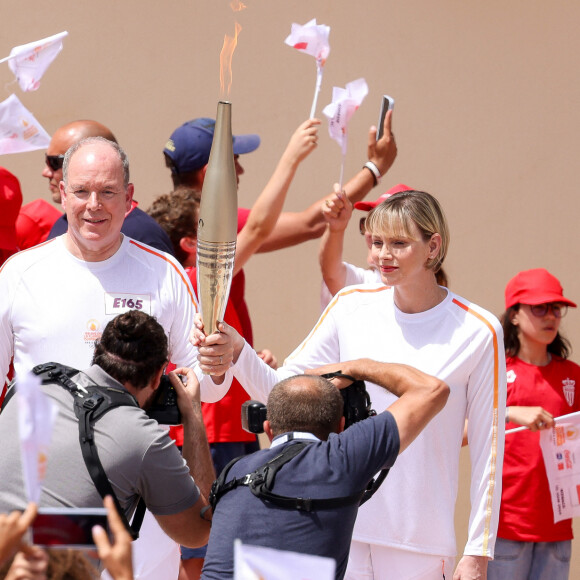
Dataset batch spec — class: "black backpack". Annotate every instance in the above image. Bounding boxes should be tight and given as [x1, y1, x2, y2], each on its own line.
[2, 362, 146, 539]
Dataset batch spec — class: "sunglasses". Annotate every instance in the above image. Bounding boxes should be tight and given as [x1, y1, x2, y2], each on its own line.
[45, 154, 65, 172]
[529, 303, 568, 319]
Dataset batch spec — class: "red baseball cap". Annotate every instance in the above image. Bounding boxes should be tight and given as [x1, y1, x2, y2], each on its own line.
[505, 268, 577, 310]
[353, 183, 413, 211]
[0, 167, 23, 251]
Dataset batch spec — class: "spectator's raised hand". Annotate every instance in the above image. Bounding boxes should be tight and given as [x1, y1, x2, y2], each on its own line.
[322, 184, 353, 233]
[92, 495, 133, 580]
[282, 118, 321, 166]
[0, 503, 37, 566]
[367, 109, 397, 176]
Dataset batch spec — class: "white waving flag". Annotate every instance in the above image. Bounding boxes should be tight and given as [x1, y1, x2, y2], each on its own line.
[537, 411, 580, 523]
[17, 371, 58, 503]
[323, 78, 369, 188]
[0, 31, 68, 92]
[284, 19, 330, 119]
[233, 540, 335, 580]
[0, 94, 51, 154]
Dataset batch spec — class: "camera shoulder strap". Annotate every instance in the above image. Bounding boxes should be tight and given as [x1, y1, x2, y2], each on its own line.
[29, 363, 146, 540]
[210, 441, 382, 513]
[209, 442, 308, 511]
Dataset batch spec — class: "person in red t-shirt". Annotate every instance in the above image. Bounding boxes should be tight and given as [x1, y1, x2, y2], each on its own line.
[0, 167, 22, 402]
[489, 268, 580, 580]
[0, 167, 22, 267]
[15, 199, 62, 250]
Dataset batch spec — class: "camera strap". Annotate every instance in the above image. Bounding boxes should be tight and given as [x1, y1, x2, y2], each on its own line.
[7, 363, 147, 540]
[210, 372, 390, 512]
[210, 441, 381, 513]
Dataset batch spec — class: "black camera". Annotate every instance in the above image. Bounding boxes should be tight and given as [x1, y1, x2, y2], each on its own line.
[241, 400, 268, 434]
[147, 375, 183, 426]
[329, 374, 377, 428]
[240, 372, 376, 434]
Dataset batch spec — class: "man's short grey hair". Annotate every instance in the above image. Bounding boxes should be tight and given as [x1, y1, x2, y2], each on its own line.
[267, 375, 344, 440]
[63, 136, 130, 188]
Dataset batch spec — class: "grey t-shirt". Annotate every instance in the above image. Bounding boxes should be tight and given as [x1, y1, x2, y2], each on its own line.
[0, 365, 199, 519]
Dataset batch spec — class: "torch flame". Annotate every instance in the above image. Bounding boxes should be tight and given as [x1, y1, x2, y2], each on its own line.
[230, 0, 246, 11]
[220, 21, 242, 98]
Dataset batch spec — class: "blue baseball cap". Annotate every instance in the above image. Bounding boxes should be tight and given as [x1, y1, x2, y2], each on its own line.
[163, 118, 260, 174]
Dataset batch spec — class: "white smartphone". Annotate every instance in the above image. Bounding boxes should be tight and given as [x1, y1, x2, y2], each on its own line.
[30, 507, 109, 548]
[377, 95, 395, 140]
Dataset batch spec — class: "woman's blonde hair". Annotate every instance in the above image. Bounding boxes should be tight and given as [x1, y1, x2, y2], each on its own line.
[365, 190, 449, 272]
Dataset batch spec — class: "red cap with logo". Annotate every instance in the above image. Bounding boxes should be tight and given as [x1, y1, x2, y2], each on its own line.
[353, 183, 413, 212]
[0, 167, 23, 251]
[505, 268, 577, 310]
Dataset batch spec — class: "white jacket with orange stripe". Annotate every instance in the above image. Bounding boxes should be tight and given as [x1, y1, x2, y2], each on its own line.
[233, 283, 506, 560]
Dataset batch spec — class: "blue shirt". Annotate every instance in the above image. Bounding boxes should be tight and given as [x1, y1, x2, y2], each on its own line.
[202, 411, 400, 580]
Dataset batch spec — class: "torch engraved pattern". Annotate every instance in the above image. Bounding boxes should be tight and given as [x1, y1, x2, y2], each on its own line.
[196, 101, 238, 336]
[197, 239, 236, 336]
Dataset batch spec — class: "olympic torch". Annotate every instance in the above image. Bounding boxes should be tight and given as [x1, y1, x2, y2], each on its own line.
[196, 101, 238, 336]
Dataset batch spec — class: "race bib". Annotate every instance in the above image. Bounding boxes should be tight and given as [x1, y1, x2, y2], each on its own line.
[104, 293, 151, 315]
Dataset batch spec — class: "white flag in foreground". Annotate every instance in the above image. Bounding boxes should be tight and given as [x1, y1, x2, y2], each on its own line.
[284, 19, 330, 119]
[1, 31, 68, 92]
[234, 540, 335, 580]
[0, 94, 51, 154]
[323, 78, 368, 188]
[539, 411, 580, 523]
[17, 371, 58, 503]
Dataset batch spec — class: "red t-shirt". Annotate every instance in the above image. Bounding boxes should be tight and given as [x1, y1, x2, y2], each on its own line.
[0, 249, 17, 268]
[231, 207, 253, 345]
[15, 199, 61, 250]
[499, 355, 580, 542]
[169, 266, 255, 446]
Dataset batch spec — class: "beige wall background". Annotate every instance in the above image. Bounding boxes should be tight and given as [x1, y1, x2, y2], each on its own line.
[2, 0, 580, 571]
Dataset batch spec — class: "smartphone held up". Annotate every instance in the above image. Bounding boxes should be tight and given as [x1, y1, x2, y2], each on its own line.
[30, 507, 109, 549]
[377, 95, 395, 140]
